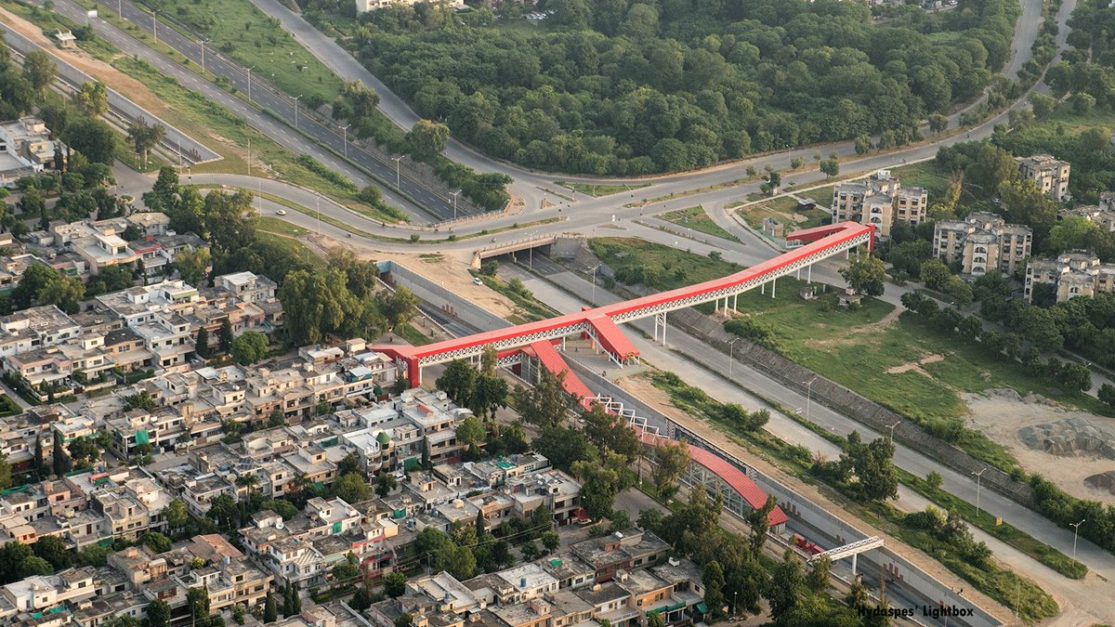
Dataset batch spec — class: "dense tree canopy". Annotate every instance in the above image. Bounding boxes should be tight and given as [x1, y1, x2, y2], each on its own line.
[344, 0, 1017, 174]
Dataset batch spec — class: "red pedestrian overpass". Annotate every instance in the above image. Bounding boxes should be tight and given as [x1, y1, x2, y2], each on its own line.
[375, 221, 873, 529]
[376, 221, 873, 384]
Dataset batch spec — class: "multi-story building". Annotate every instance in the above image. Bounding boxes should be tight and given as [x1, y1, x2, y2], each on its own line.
[932, 212, 1032, 277]
[0, 117, 65, 187]
[1025, 251, 1115, 303]
[1058, 204, 1115, 232]
[1016, 154, 1071, 201]
[0, 306, 82, 359]
[830, 170, 927, 238]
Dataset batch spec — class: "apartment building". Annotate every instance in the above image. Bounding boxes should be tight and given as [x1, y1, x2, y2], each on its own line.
[1025, 250, 1115, 303]
[1059, 204, 1115, 232]
[830, 170, 928, 238]
[933, 212, 1033, 277]
[1016, 154, 1071, 201]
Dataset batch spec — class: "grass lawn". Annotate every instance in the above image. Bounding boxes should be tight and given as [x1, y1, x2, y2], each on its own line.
[889, 160, 952, 200]
[396, 323, 431, 346]
[558, 181, 648, 197]
[589, 238, 742, 292]
[256, 217, 308, 238]
[254, 230, 324, 271]
[799, 185, 835, 206]
[658, 206, 739, 242]
[110, 57, 372, 208]
[736, 196, 827, 231]
[139, 0, 343, 105]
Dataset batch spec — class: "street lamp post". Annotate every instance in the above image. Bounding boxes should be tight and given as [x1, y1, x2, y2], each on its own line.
[341, 124, 350, 158]
[887, 420, 901, 443]
[972, 468, 988, 518]
[806, 376, 818, 421]
[728, 337, 740, 379]
[1070, 519, 1086, 560]
[450, 190, 461, 220]
[591, 264, 601, 306]
[152, 10, 157, 43]
[391, 155, 405, 189]
[246, 66, 253, 103]
[199, 38, 207, 72]
[293, 94, 302, 129]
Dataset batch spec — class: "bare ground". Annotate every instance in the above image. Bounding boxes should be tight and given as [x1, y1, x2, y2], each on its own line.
[965, 389, 1115, 503]
[886, 353, 945, 377]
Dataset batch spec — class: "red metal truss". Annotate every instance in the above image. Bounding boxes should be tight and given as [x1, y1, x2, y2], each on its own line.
[525, 341, 594, 402]
[377, 221, 873, 384]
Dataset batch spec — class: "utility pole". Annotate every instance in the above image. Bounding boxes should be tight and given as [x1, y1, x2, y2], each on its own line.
[728, 337, 740, 378]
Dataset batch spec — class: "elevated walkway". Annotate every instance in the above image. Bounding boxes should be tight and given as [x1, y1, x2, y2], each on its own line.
[527, 340, 594, 403]
[585, 314, 639, 366]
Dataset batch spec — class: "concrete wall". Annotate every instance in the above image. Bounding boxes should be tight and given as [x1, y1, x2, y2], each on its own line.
[380, 261, 509, 333]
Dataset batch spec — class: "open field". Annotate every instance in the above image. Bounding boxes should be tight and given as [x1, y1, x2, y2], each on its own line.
[588, 237, 742, 292]
[736, 196, 828, 231]
[888, 160, 952, 200]
[136, 0, 343, 105]
[658, 206, 738, 242]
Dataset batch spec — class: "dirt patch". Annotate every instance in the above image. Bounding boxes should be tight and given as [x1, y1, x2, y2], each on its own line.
[886, 353, 944, 377]
[0, 7, 168, 116]
[965, 389, 1115, 502]
[1085, 471, 1115, 496]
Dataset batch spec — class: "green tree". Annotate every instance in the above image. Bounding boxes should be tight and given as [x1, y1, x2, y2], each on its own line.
[376, 472, 397, 498]
[1029, 93, 1057, 119]
[455, 416, 486, 458]
[64, 118, 117, 164]
[176, 247, 211, 288]
[263, 594, 278, 623]
[819, 158, 839, 178]
[230, 332, 269, 366]
[74, 81, 108, 117]
[38, 274, 85, 314]
[332, 472, 372, 504]
[166, 499, 189, 533]
[127, 119, 165, 169]
[514, 369, 573, 427]
[22, 51, 55, 94]
[219, 319, 235, 354]
[143, 532, 173, 554]
[383, 572, 408, 598]
[406, 120, 450, 161]
[702, 560, 726, 617]
[806, 555, 831, 592]
[32, 535, 71, 569]
[541, 530, 560, 552]
[1099, 383, 1115, 409]
[378, 286, 418, 330]
[195, 326, 210, 359]
[145, 599, 172, 627]
[436, 360, 476, 406]
[840, 253, 886, 296]
[52, 431, 70, 477]
[652, 441, 690, 499]
[765, 550, 805, 625]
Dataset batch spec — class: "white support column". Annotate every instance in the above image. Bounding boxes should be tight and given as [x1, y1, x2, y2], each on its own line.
[797, 268, 801, 279]
[561, 336, 566, 351]
[733, 293, 738, 311]
[761, 282, 765, 295]
[808, 265, 812, 284]
[771, 278, 776, 299]
[852, 553, 858, 576]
